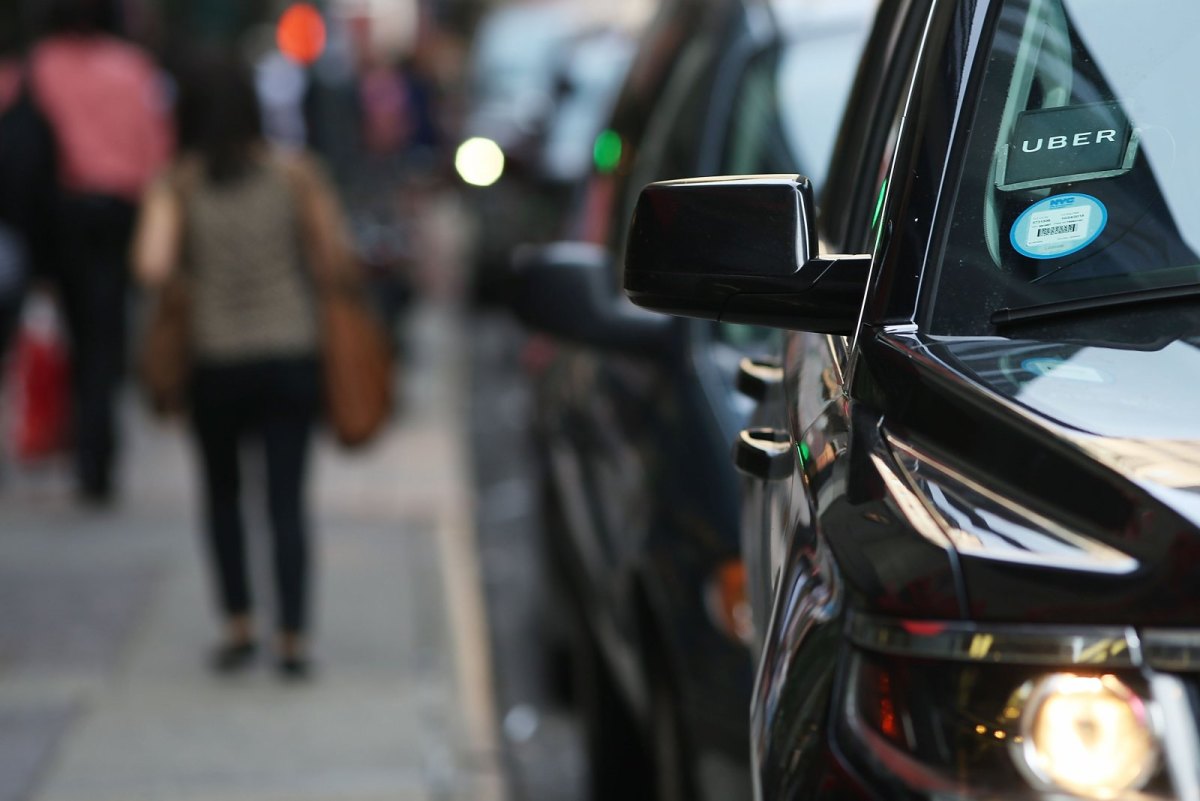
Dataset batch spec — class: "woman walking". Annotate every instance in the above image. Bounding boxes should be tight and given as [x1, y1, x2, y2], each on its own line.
[133, 53, 350, 678]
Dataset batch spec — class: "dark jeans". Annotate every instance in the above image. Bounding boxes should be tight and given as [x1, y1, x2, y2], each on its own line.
[55, 194, 135, 497]
[190, 356, 321, 635]
[0, 290, 21, 363]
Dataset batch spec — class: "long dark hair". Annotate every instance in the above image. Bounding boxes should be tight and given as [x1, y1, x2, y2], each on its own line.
[175, 50, 264, 184]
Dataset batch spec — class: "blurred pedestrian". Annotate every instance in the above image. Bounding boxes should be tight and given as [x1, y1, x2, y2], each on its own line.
[0, 31, 57, 362]
[396, 55, 444, 174]
[132, 51, 351, 679]
[30, 0, 173, 503]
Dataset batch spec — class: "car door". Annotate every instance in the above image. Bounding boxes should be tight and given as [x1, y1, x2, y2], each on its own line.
[746, 0, 937, 795]
[722, 7, 879, 652]
[539, 0, 742, 701]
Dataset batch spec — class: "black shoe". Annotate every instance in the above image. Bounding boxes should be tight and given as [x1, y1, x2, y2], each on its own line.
[277, 655, 313, 682]
[77, 480, 115, 508]
[210, 641, 258, 673]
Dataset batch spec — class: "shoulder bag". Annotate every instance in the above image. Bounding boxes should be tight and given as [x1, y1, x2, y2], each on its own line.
[285, 155, 393, 448]
[138, 267, 191, 416]
[137, 170, 194, 417]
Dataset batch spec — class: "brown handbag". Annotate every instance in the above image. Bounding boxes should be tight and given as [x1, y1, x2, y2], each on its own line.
[285, 155, 394, 448]
[137, 166, 201, 417]
[317, 282, 393, 448]
[138, 270, 192, 416]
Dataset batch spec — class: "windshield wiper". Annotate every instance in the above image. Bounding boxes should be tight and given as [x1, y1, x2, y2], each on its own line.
[991, 282, 1200, 327]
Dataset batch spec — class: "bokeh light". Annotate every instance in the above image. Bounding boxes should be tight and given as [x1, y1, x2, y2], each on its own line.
[593, 129, 623, 173]
[455, 138, 506, 187]
[277, 3, 327, 66]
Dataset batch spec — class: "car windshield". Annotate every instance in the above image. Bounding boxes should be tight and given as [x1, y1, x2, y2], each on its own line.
[927, 0, 1200, 335]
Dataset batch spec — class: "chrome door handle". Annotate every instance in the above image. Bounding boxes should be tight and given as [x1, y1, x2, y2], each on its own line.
[733, 428, 793, 481]
[736, 356, 783, 402]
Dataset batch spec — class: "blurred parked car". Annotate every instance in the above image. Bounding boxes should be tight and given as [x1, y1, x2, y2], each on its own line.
[624, 0, 1200, 799]
[456, 3, 635, 302]
[459, 1, 577, 164]
[510, 0, 874, 798]
[455, 1, 576, 300]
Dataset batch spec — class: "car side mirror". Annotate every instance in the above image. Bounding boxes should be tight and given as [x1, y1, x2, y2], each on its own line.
[623, 175, 871, 335]
[510, 241, 675, 354]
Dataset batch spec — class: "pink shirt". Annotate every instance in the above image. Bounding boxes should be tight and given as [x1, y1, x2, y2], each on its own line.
[32, 36, 173, 201]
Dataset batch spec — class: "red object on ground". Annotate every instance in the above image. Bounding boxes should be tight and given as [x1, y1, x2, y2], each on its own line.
[8, 304, 70, 462]
[277, 4, 327, 66]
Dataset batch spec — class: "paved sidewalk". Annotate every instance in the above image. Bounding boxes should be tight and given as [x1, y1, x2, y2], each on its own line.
[0, 302, 503, 801]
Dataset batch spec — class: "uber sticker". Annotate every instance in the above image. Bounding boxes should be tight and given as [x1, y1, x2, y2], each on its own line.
[998, 102, 1137, 191]
[1010, 193, 1107, 260]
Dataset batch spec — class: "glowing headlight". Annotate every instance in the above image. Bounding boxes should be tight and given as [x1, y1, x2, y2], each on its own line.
[455, 137, 505, 187]
[1014, 673, 1160, 799]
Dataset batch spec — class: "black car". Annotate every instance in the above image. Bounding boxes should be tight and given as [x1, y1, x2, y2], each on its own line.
[512, 0, 872, 798]
[624, 0, 1200, 799]
[455, 2, 596, 300]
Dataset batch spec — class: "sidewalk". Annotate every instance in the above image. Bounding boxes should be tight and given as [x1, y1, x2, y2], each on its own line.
[0, 301, 504, 801]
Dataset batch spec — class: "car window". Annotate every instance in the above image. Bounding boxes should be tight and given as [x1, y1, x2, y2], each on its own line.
[714, 25, 870, 353]
[928, 0, 1200, 335]
[568, 0, 708, 249]
[724, 30, 868, 189]
[617, 34, 717, 246]
[621, 31, 780, 357]
[779, 30, 871, 190]
[716, 46, 798, 354]
[721, 49, 786, 176]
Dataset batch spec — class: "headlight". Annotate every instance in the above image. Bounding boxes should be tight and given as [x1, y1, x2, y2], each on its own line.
[842, 615, 1170, 799]
[1015, 673, 1159, 799]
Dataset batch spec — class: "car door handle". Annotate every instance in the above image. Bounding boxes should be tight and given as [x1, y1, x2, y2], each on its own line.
[736, 356, 783, 402]
[734, 428, 793, 481]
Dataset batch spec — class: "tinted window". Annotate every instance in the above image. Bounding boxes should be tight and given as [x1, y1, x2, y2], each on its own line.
[714, 20, 869, 350]
[619, 34, 717, 231]
[722, 23, 871, 188]
[778, 31, 867, 189]
[567, 0, 710, 246]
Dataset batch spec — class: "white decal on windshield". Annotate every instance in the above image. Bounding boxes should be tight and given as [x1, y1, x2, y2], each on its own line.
[1010, 194, 1108, 260]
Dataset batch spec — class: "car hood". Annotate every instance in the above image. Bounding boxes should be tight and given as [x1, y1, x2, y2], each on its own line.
[937, 336, 1200, 521]
[869, 334, 1200, 623]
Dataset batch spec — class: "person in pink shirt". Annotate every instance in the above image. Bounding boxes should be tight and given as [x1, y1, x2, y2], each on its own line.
[31, 0, 172, 503]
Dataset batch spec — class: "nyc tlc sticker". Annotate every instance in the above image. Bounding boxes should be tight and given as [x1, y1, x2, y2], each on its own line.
[1010, 193, 1107, 260]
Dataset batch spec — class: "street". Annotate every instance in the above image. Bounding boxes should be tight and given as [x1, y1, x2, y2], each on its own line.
[467, 310, 585, 801]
